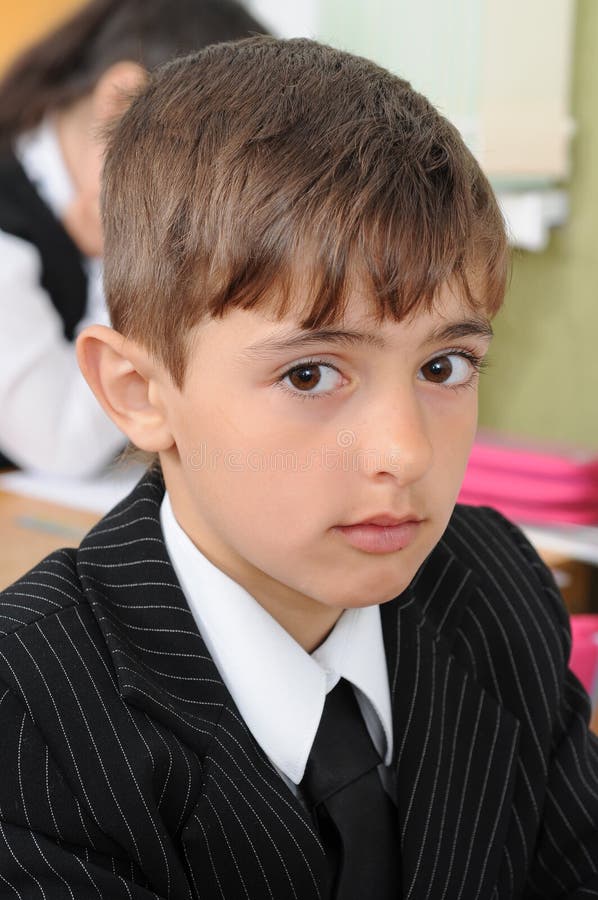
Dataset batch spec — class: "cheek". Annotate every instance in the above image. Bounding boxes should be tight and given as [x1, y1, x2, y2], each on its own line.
[215, 461, 333, 534]
[182, 431, 332, 536]
[188, 465, 337, 601]
[177, 385, 344, 496]
[432, 394, 478, 457]
[428, 402, 478, 522]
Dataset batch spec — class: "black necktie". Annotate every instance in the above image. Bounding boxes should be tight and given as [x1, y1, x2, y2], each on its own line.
[301, 678, 400, 900]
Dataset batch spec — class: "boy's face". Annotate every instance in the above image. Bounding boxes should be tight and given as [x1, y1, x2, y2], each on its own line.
[159, 280, 492, 647]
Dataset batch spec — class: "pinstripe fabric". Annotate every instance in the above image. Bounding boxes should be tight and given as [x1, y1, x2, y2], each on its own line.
[0, 466, 597, 899]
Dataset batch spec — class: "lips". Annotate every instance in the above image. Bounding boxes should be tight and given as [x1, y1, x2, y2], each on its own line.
[333, 514, 423, 554]
[353, 514, 416, 527]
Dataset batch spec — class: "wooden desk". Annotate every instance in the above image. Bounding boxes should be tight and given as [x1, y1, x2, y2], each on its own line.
[0, 490, 99, 590]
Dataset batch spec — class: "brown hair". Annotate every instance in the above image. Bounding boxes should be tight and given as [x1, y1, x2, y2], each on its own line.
[0, 0, 266, 140]
[103, 37, 509, 386]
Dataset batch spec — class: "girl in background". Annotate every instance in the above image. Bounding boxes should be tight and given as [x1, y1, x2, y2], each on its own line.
[0, 0, 265, 475]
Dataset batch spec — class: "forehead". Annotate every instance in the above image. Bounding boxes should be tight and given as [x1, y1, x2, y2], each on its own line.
[193, 279, 492, 361]
[248, 252, 494, 339]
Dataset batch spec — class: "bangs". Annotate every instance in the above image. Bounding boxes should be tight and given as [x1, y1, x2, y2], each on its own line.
[201, 146, 509, 331]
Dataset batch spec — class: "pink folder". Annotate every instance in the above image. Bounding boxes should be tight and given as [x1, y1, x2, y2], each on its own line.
[570, 616, 598, 697]
[459, 433, 598, 525]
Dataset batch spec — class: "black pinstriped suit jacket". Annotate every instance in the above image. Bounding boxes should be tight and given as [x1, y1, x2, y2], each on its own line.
[0, 467, 597, 899]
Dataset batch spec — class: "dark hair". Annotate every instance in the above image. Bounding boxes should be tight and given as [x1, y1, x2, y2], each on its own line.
[0, 0, 266, 140]
[103, 37, 509, 386]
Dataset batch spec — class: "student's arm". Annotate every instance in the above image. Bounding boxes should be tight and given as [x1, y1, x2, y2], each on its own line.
[0, 682, 166, 900]
[0, 230, 125, 475]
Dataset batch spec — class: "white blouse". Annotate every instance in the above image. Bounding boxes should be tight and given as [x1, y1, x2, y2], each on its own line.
[0, 120, 125, 476]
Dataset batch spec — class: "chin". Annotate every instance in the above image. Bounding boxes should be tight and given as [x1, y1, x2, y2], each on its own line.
[326, 576, 413, 610]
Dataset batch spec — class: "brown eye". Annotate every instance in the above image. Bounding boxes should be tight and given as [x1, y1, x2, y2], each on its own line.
[421, 356, 454, 383]
[288, 365, 322, 391]
[281, 362, 343, 397]
[418, 353, 477, 387]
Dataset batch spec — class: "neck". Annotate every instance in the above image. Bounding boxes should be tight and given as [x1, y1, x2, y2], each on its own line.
[234, 572, 343, 653]
[185, 530, 343, 653]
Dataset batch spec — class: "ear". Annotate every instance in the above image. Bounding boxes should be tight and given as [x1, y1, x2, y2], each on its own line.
[76, 325, 175, 452]
[91, 61, 147, 125]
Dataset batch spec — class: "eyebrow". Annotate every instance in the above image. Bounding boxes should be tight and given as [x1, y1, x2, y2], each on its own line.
[242, 318, 493, 359]
[424, 319, 494, 344]
[242, 328, 386, 359]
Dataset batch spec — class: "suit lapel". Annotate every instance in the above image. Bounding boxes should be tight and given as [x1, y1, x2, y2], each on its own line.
[79, 467, 328, 899]
[78, 466, 228, 757]
[182, 695, 328, 900]
[382, 538, 520, 900]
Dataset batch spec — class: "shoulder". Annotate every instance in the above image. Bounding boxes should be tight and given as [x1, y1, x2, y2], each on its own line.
[432, 505, 572, 727]
[0, 469, 165, 703]
[0, 548, 111, 719]
[0, 546, 98, 684]
[0, 547, 83, 640]
[443, 503, 567, 629]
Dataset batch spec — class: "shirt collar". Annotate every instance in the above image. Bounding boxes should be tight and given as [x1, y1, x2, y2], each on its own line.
[160, 492, 393, 783]
[15, 117, 75, 219]
[312, 604, 394, 765]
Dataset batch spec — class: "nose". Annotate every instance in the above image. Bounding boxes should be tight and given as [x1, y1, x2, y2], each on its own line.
[355, 387, 433, 486]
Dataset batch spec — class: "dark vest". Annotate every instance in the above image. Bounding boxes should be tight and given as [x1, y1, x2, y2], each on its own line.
[0, 146, 88, 469]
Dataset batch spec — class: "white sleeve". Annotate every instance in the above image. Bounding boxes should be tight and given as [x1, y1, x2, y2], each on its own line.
[0, 229, 126, 476]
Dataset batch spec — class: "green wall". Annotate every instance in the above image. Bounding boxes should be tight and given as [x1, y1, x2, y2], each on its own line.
[478, 0, 598, 447]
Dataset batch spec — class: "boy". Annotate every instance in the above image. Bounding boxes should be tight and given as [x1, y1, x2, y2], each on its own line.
[0, 36, 596, 900]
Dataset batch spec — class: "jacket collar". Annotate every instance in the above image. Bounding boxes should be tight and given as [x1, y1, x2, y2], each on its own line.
[79, 466, 229, 758]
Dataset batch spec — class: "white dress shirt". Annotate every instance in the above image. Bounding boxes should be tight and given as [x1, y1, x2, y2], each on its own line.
[160, 493, 394, 792]
[0, 119, 124, 475]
